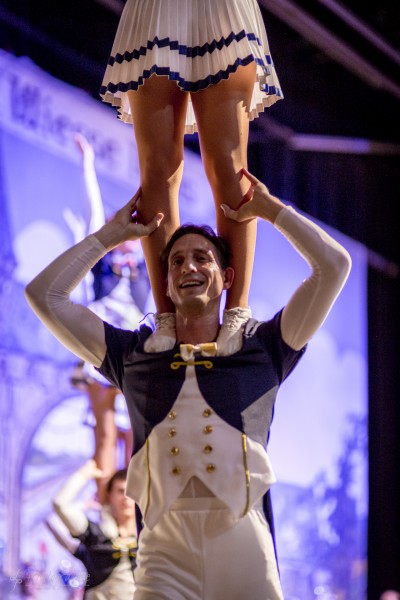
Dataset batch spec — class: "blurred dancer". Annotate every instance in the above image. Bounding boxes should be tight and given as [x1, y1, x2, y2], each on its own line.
[48, 460, 137, 599]
[67, 134, 150, 501]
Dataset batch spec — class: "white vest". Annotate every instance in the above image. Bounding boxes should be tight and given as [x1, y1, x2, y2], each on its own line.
[126, 365, 276, 530]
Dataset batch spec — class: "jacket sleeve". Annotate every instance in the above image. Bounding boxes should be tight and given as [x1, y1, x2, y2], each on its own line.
[25, 235, 108, 366]
[275, 206, 352, 350]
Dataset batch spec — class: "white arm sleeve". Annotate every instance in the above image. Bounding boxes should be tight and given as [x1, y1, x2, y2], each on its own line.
[25, 235, 108, 367]
[46, 513, 81, 553]
[275, 206, 352, 350]
[52, 469, 91, 537]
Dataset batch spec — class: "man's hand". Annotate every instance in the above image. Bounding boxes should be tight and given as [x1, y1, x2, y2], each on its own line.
[80, 459, 107, 481]
[221, 168, 285, 224]
[95, 188, 164, 250]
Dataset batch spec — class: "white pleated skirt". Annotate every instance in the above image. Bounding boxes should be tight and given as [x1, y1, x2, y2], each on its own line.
[100, 0, 283, 133]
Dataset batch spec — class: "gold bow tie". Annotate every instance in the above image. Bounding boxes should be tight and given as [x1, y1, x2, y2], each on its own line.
[179, 342, 218, 362]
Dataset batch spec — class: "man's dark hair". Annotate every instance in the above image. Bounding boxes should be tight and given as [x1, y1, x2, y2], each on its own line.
[161, 223, 232, 275]
[106, 468, 127, 493]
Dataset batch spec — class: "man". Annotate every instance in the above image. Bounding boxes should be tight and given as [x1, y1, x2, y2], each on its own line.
[26, 169, 351, 599]
[48, 460, 137, 599]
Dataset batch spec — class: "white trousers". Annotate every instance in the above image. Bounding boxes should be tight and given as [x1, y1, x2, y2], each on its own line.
[133, 497, 284, 600]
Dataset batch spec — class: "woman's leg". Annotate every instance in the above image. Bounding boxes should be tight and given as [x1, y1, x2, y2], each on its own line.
[191, 63, 257, 309]
[127, 76, 189, 313]
[87, 382, 119, 504]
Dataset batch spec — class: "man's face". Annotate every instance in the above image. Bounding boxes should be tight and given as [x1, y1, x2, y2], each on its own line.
[108, 479, 135, 520]
[166, 234, 233, 312]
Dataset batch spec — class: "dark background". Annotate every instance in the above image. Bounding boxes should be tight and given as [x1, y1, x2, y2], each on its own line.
[1, 1, 399, 596]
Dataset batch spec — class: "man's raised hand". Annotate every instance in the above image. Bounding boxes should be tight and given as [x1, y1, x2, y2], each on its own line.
[221, 168, 284, 224]
[95, 188, 164, 250]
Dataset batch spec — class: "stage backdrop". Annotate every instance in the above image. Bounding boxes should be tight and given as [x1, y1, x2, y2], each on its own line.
[0, 50, 367, 600]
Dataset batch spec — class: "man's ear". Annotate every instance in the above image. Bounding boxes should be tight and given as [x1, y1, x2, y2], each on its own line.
[223, 267, 235, 290]
[165, 278, 170, 297]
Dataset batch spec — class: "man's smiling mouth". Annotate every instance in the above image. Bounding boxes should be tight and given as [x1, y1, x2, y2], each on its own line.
[180, 280, 203, 288]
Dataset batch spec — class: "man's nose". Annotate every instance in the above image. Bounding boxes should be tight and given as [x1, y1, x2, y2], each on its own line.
[181, 258, 196, 273]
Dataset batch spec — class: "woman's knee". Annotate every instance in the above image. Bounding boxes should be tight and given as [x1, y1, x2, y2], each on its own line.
[140, 153, 183, 192]
[144, 148, 183, 172]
